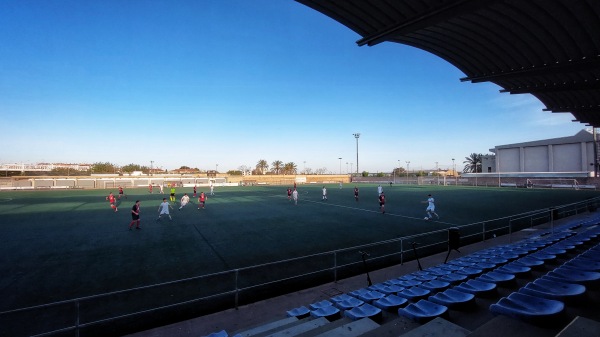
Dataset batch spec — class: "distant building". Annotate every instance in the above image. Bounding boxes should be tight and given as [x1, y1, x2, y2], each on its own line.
[486, 129, 595, 174]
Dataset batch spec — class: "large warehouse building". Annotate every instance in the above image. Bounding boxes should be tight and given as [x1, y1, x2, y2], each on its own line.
[482, 129, 596, 176]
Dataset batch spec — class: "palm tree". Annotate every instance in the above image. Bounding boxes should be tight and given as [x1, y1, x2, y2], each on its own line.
[463, 153, 482, 173]
[271, 160, 283, 174]
[256, 159, 268, 175]
[283, 162, 297, 175]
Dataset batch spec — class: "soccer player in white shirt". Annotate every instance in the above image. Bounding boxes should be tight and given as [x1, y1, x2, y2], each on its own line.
[424, 194, 439, 220]
[322, 186, 327, 200]
[179, 193, 190, 210]
[292, 188, 298, 205]
[157, 198, 173, 221]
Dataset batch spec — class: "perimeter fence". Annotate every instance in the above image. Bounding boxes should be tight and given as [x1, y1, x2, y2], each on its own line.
[1, 197, 599, 337]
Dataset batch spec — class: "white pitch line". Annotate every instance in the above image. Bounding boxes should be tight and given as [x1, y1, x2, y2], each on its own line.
[301, 199, 457, 225]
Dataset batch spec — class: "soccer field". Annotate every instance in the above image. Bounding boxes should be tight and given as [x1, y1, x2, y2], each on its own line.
[0, 184, 598, 335]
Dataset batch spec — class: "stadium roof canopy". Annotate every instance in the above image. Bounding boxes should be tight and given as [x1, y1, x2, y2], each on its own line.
[296, 0, 600, 127]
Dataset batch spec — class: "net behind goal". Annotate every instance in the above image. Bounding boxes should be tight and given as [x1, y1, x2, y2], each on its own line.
[526, 178, 580, 189]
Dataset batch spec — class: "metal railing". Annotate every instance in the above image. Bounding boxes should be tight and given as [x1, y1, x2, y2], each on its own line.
[1, 197, 598, 337]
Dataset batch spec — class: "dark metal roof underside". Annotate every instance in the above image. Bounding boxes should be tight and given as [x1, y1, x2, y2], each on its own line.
[296, 0, 600, 126]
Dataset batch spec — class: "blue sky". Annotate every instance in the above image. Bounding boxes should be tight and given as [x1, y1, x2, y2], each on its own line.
[0, 1, 585, 173]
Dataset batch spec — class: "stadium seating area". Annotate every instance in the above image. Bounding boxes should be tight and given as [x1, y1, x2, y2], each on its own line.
[131, 214, 600, 337]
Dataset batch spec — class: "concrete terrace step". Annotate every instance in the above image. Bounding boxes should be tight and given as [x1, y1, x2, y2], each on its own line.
[400, 317, 470, 337]
[262, 317, 329, 337]
[466, 315, 558, 337]
[556, 316, 600, 337]
[233, 316, 299, 337]
[293, 317, 354, 337]
[308, 318, 379, 337]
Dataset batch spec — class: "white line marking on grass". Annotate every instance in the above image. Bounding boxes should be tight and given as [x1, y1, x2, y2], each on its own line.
[0, 198, 13, 202]
[301, 199, 458, 225]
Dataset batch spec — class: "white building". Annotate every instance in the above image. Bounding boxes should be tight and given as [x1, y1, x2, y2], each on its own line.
[484, 129, 596, 175]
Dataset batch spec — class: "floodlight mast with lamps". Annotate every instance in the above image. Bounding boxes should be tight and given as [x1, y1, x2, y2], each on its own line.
[353, 133, 360, 174]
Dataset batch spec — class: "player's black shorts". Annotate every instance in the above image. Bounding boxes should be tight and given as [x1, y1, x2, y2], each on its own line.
[131, 214, 139, 220]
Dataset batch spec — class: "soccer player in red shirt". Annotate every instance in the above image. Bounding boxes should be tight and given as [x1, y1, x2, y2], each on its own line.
[198, 192, 206, 209]
[107, 192, 118, 212]
[287, 188, 292, 201]
[129, 200, 141, 230]
[379, 192, 385, 214]
[118, 186, 126, 199]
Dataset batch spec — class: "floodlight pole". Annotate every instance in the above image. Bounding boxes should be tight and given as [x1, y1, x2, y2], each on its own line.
[353, 133, 360, 174]
[338, 157, 342, 174]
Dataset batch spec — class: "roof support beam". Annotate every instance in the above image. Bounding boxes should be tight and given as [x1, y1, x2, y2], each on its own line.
[543, 106, 600, 113]
[461, 56, 600, 83]
[500, 80, 600, 94]
[356, 0, 496, 47]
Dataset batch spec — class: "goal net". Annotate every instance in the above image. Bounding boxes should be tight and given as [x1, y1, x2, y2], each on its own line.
[526, 178, 580, 190]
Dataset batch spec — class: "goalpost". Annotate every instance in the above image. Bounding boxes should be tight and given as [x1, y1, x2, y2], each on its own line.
[526, 178, 580, 190]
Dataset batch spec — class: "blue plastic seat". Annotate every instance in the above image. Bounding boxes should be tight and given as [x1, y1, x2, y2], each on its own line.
[579, 250, 600, 262]
[428, 288, 475, 310]
[552, 242, 576, 251]
[344, 303, 382, 321]
[396, 287, 431, 301]
[508, 248, 530, 257]
[512, 256, 545, 269]
[309, 300, 333, 310]
[519, 278, 586, 302]
[286, 305, 310, 318]
[387, 278, 422, 287]
[528, 252, 557, 262]
[310, 305, 341, 320]
[330, 293, 355, 304]
[414, 274, 438, 282]
[372, 294, 408, 311]
[418, 279, 451, 292]
[490, 292, 565, 326]
[454, 279, 497, 297]
[348, 288, 369, 298]
[440, 263, 463, 271]
[438, 272, 468, 285]
[563, 258, 600, 272]
[333, 296, 364, 310]
[472, 261, 496, 271]
[476, 271, 515, 286]
[500, 252, 520, 260]
[425, 267, 451, 276]
[356, 290, 385, 303]
[455, 266, 484, 278]
[398, 299, 449, 323]
[541, 247, 567, 256]
[399, 274, 418, 280]
[543, 267, 600, 286]
[448, 260, 476, 268]
[494, 263, 531, 276]
[488, 257, 509, 265]
[371, 282, 404, 294]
